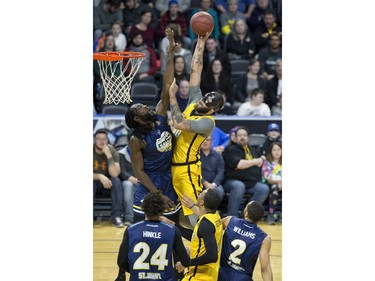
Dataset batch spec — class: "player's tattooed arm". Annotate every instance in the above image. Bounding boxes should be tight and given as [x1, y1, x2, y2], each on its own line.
[189, 32, 211, 87]
[169, 78, 192, 131]
[171, 103, 184, 123]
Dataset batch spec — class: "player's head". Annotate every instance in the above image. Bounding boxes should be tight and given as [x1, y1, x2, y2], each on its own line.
[244, 201, 264, 223]
[125, 103, 156, 135]
[94, 128, 109, 150]
[198, 189, 222, 212]
[194, 91, 224, 114]
[141, 191, 165, 218]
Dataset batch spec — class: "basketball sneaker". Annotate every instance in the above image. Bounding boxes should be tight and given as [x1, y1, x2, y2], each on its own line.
[112, 217, 124, 228]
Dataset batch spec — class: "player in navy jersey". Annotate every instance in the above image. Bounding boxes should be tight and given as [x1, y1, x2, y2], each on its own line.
[116, 28, 192, 281]
[117, 191, 190, 281]
[125, 27, 181, 224]
[219, 201, 273, 281]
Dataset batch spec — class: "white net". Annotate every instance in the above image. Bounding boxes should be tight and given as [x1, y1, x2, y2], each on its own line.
[95, 53, 145, 105]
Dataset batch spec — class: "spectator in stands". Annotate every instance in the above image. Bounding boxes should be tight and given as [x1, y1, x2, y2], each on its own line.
[155, 0, 191, 16]
[188, 0, 220, 41]
[118, 143, 137, 226]
[225, 18, 256, 60]
[265, 58, 282, 109]
[111, 21, 127, 51]
[270, 0, 282, 26]
[202, 37, 231, 74]
[210, 126, 230, 154]
[175, 79, 190, 112]
[228, 126, 239, 145]
[94, 0, 124, 38]
[94, 34, 117, 85]
[258, 32, 281, 80]
[261, 123, 282, 156]
[219, 0, 245, 36]
[253, 9, 281, 51]
[247, 0, 272, 31]
[271, 94, 281, 116]
[237, 88, 271, 116]
[93, 34, 118, 111]
[222, 126, 269, 216]
[130, 9, 164, 49]
[233, 58, 266, 110]
[159, 0, 191, 49]
[261, 142, 282, 224]
[126, 32, 158, 83]
[123, 0, 159, 35]
[215, 0, 255, 18]
[174, 55, 190, 85]
[160, 35, 192, 73]
[100, 34, 116, 52]
[201, 59, 231, 102]
[93, 129, 124, 227]
[200, 135, 225, 200]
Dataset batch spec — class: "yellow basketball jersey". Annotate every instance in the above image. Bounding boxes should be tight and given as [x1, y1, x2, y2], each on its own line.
[172, 103, 215, 165]
[183, 212, 223, 281]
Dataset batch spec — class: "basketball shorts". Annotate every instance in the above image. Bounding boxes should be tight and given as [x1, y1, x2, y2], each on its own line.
[171, 162, 203, 216]
[133, 172, 181, 216]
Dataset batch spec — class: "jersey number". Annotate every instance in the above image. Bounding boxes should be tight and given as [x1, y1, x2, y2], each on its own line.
[133, 242, 169, 270]
[229, 239, 247, 265]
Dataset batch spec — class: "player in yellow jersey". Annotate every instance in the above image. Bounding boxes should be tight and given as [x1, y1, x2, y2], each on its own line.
[175, 189, 223, 280]
[168, 31, 224, 229]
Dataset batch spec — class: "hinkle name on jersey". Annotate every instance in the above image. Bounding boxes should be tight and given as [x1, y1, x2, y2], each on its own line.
[233, 226, 256, 239]
[138, 272, 162, 279]
[142, 231, 161, 239]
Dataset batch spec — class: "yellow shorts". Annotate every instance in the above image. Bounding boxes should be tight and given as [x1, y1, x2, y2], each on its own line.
[171, 162, 203, 216]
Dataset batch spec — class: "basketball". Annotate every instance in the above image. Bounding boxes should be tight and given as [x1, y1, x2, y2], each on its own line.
[190, 11, 214, 35]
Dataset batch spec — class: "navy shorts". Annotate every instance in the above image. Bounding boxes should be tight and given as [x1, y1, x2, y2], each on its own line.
[133, 172, 181, 216]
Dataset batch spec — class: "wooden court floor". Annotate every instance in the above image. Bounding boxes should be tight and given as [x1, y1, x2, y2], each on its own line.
[93, 219, 282, 281]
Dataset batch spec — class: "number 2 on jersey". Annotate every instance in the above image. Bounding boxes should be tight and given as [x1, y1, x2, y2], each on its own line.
[229, 239, 246, 264]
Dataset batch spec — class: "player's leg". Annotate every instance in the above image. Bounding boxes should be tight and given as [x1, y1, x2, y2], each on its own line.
[172, 164, 202, 217]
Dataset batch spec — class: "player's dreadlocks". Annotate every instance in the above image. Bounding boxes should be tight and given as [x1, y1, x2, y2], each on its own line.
[125, 105, 155, 136]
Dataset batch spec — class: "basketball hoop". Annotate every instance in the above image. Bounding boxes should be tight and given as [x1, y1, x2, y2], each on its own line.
[93, 51, 146, 104]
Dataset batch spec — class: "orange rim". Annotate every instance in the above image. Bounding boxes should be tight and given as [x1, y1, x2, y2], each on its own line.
[93, 51, 145, 61]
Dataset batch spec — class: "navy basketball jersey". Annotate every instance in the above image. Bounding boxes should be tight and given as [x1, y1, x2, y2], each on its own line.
[219, 217, 267, 280]
[127, 220, 176, 281]
[131, 114, 179, 214]
[138, 115, 173, 174]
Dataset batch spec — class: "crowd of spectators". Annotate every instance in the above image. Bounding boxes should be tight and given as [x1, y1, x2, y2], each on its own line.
[93, 0, 282, 116]
[94, 123, 282, 225]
